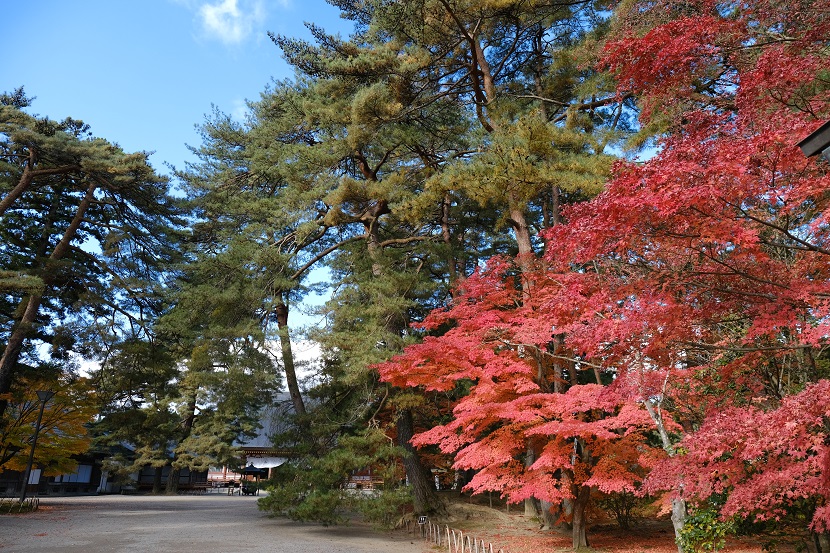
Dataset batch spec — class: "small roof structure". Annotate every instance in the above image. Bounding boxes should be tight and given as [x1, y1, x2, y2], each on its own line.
[245, 456, 287, 469]
[798, 119, 830, 160]
[235, 393, 302, 467]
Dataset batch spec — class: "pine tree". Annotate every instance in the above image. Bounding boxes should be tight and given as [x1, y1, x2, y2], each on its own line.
[0, 94, 182, 421]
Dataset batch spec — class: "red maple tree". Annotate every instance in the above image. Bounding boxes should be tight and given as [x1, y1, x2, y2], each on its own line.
[541, 0, 830, 545]
[378, 260, 661, 549]
[380, 0, 830, 549]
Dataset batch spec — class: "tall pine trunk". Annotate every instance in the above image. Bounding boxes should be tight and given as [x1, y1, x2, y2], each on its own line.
[359, 203, 444, 516]
[152, 466, 163, 494]
[167, 395, 197, 494]
[0, 182, 97, 419]
[397, 408, 443, 515]
[275, 301, 306, 416]
[509, 200, 541, 518]
[165, 467, 181, 494]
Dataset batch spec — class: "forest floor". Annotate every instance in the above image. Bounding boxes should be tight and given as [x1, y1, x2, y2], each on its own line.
[423, 494, 765, 553]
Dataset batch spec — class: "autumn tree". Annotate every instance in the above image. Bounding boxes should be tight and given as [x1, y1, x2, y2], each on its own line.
[647, 380, 830, 550]
[378, 258, 663, 548]
[376, 0, 830, 550]
[0, 375, 97, 476]
[262, 0, 625, 520]
[522, 0, 830, 548]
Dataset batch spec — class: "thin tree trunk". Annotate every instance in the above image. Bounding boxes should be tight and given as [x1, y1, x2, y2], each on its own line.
[152, 466, 163, 494]
[0, 181, 97, 419]
[524, 448, 540, 516]
[531, 25, 550, 122]
[812, 532, 830, 553]
[275, 302, 306, 416]
[539, 499, 556, 530]
[671, 497, 688, 553]
[361, 206, 442, 515]
[441, 193, 463, 284]
[166, 467, 181, 494]
[551, 185, 562, 225]
[167, 395, 197, 494]
[644, 398, 688, 553]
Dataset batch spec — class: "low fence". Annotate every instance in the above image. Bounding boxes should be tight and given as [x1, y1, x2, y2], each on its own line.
[408, 518, 509, 553]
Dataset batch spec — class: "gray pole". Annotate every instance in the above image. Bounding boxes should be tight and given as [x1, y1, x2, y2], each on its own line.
[19, 390, 55, 503]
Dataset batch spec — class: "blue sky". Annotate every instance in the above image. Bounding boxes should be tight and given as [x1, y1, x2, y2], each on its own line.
[1, 0, 351, 176]
[2, 0, 350, 335]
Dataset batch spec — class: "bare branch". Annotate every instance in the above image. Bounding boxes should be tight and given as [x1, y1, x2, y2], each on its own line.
[290, 235, 366, 281]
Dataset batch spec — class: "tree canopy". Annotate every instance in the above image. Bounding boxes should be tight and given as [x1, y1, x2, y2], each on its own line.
[2, 0, 829, 551]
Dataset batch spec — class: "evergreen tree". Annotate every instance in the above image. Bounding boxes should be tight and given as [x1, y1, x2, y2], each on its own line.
[0, 92, 183, 422]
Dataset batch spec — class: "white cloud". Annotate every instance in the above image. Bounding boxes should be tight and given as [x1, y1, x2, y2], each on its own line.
[230, 98, 249, 121]
[197, 0, 267, 45]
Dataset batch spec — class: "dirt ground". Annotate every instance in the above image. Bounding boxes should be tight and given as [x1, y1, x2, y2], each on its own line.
[0, 494, 426, 553]
[429, 498, 764, 553]
[0, 493, 768, 553]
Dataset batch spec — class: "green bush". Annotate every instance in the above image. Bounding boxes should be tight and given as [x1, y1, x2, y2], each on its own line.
[257, 429, 412, 526]
[357, 486, 413, 529]
[677, 502, 736, 553]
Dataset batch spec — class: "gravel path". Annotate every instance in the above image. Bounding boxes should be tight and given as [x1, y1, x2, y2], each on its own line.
[0, 494, 427, 553]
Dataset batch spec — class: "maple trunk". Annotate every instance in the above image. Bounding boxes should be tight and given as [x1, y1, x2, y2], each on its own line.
[539, 499, 555, 529]
[671, 498, 687, 553]
[524, 496, 540, 517]
[813, 532, 830, 553]
[540, 499, 571, 531]
[572, 485, 591, 550]
[643, 399, 688, 552]
[524, 448, 540, 516]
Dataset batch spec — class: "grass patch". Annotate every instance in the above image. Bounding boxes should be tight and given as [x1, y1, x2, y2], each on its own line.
[0, 498, 39, 514]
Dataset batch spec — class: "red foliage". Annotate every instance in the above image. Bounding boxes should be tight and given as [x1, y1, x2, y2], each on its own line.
[377, 260, 658, 506]
[380, 0, 830, 539]
[648, 380, 830, 531]
[561, 0, 830, 533]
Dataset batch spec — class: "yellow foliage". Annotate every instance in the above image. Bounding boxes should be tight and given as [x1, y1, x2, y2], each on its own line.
[0, 377, 96, 476]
